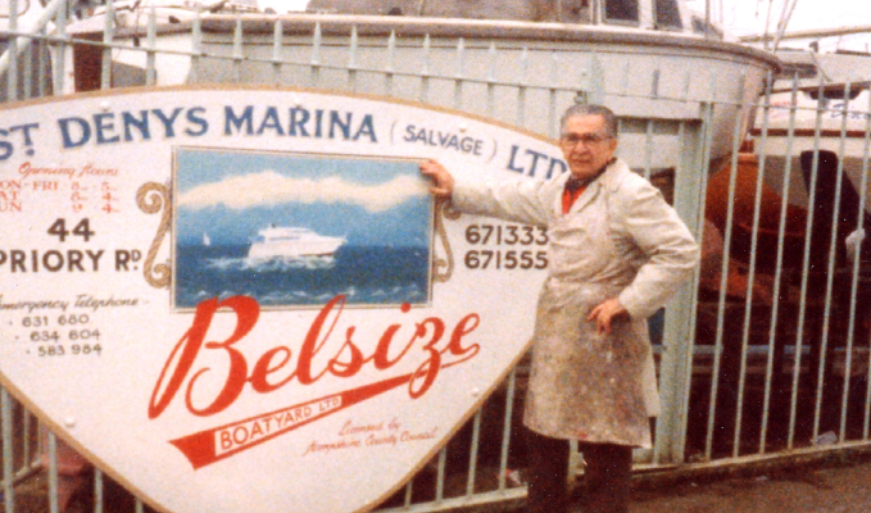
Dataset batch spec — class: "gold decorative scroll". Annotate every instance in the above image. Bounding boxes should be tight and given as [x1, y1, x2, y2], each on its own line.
[433, 199, 460, 283]
[136, 182, 172, 289]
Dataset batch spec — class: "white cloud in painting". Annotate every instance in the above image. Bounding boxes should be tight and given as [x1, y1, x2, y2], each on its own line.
[178, 171, 428, 212]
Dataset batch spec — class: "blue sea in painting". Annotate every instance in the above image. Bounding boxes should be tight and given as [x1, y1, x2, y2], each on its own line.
[174, 244, 430, 309]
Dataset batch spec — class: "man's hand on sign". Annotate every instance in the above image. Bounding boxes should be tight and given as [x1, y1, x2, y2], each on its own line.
[420, 159, 455, 199]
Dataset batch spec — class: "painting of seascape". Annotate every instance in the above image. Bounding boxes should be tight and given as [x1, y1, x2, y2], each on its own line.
[173, 148, 433, 310]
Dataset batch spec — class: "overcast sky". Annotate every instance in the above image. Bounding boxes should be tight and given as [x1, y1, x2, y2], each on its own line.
[258, 0, 308, 12]
[688, 0, 871, 52]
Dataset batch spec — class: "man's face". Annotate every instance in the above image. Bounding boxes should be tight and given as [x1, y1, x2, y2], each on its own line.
[559, 114, 618, 181]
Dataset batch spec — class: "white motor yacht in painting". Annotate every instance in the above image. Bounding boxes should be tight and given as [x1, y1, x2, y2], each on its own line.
[248, 226, 345, 259]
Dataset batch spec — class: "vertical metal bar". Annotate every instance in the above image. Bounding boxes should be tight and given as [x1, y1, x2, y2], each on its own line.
[22, 19, 34, 100]
[789, 74, 827, 448]
[585, 52, 605, 105]
[650, 62, 660, 99]
[47, 432, 59, 513]
[747, 70, 786, 454]
[652, 121, 696, 465]
[435, 446, 446, 502]
[146, 4, 158, 86]
[578, 57, 592, 105]
[190, 7, 202, 83]
[516, 47, 528, 127]
[7, 0, 19, 102]
[687, 103, 714, 464]
[697, 78, 718, 178]
[486, 41, 496, 119]
[682, 70, 692, 101]
[657, 112, 705, 464]
[497, 368, 517, 490]
[862, 81, 871, 441]
[232, 15, 244, 84]
[385, 30, 396, 98]
[703, 0, 712, 40]
[760, 71, 801, 453]
[838, 80, 860, 442]
[548, 52, 559, 138]
[732, 102, 769, 457]
[310, 22, 321, 87]
[465, 410, 482, 496]
[569, 440, 579, 483]
[404, 479, 413, 507]
[52, 0, 67, 96]
[347, 25, 358, 92]
[94, 469, 105, 513]
[643, 119, 653, 179]
[37, 417, 45, 465]
[37, 30, 48, 97]
[812, 85, 847, 443]
[271, 18, 283, 85]
[697, 77, 719, 459]
[620, 60, 631, 97]
[705, 83, 744, 460]
[2, 389, 15, 513]
[135, 498, 145, 513]
[419, 33, 430, 103]
[22, 407, 32, 470]
[101, 0, 115, 90]
[820, 81, 863, 442]
[451, 37, 464, 110]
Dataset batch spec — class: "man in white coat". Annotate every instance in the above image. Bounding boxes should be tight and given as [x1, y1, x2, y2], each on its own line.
[420, 104, 699, 513]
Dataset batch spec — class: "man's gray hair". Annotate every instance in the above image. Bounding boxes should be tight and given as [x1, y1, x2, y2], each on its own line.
[559, 104, 618, 138]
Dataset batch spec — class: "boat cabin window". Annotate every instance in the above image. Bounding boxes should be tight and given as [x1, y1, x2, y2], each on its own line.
[691, 16, 722, 38]
[562, 0, 594, 23]
[779, 62, 817, 80]
[654, 0, 682, 28]
[604, 0, 639, 24]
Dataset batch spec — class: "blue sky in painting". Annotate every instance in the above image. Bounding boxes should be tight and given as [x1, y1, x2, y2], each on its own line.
[174, 148, 432, 248]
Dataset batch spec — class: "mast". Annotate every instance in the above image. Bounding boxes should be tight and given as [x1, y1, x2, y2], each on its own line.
[772, 0, 799, 50]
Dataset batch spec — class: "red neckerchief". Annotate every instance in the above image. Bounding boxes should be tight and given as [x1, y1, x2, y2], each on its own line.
[562, 184, 587, 214]
[561, 159, 613, 214]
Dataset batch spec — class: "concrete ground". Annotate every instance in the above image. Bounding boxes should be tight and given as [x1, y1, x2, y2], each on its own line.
[9, 449, 871, 513]
[619, 459, 871, 513]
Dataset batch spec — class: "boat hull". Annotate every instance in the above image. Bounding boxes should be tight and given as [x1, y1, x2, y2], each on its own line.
[248, 237, 345, 258]
[751, 51, 871, 209]
[62, 15, 778, 170]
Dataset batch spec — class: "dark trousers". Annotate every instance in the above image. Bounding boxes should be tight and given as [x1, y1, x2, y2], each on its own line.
[526, 430, 633, 513]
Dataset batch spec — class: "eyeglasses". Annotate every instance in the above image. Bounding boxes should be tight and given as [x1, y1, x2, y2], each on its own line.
[560, 133, 612, 147]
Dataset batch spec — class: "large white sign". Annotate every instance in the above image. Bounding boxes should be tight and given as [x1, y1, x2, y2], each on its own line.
[0, 86, 564, 513]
